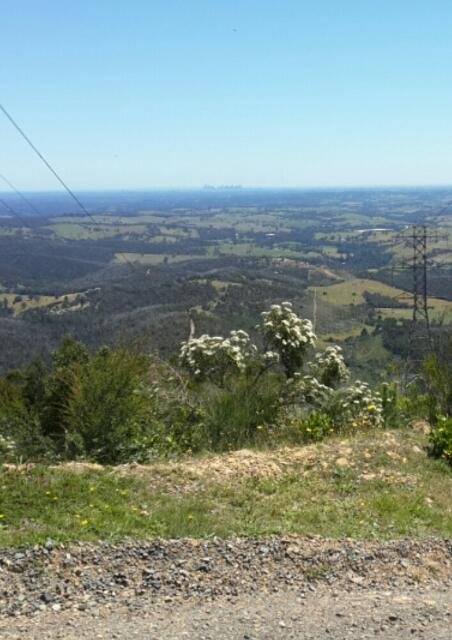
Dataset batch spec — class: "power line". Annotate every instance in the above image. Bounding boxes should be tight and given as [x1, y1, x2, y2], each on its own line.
[0, 173, 41, 216]
[0, 104, 96, 221]
[429, 198, 452, 219]
[0, 202, 118, 313]
[0, 103, 136, 270]
[0, 196, 31, 229]
[0, 194, 141, 316]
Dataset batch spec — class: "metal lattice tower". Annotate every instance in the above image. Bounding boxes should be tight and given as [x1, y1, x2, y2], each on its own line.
[411, 225, 430, 330]
[392, 224, 449, 360]
[406, 225, 433, 361]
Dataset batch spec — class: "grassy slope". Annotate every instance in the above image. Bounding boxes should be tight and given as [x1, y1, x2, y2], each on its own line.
[314, 278, 452, 310]
[312, 278, 452, 328]
[0, 429, 451, 547]
[0, 292, 81, 316]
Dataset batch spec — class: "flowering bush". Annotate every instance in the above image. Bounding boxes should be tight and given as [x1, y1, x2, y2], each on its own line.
[428, 415, 452, 465]
[180, 303, 387, 440]
[261, 350, 280, 366]
[310, 345, 349, 388]
[180, 330, 256, 383]
[328, 380, 383, 428]
[258, 302, 316, 377]
[285, 373, 333, 408]
[289, 412, 335, 443]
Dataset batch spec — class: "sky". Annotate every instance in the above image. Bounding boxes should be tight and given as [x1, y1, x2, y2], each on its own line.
[1, 1, 452, 191]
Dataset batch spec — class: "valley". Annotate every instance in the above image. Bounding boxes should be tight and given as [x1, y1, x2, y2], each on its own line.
[0, 187, 451, 379]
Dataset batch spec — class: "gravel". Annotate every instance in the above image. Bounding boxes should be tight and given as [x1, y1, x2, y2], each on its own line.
[0, 536, 451, 638]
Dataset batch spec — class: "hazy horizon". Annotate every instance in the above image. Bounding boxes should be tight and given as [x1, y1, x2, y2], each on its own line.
[3, 184, 452, 197]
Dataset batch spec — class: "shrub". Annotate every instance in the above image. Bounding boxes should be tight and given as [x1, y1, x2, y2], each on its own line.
[180, 330, 256, 384]
[180, 303, 387, 448]
[328, 380, 383, 429]
[62, 346, 155, 464]
[142, 358, 204, 456]
[1, 339, 208, 463]
[282, 411, 335, 444]
[285, 374, 333, 409]
[0, 378, 53, 462]
[0, 433, 16, 462]
[310, 346, 349, 389]
[258, 302, 316, 377]
[199, 373, 282, 451]
[400, 382, 431, 421]
[380, 382, 409, 429]
[428, 416, 452, 465]
[423, 349, 452, 420]
[1, 300, 401, 463]
[40, 336, 90, 446]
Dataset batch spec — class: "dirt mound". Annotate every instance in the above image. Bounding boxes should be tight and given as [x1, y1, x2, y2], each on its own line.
[2, 431, 425, 494]
[112, 430, 420, 492]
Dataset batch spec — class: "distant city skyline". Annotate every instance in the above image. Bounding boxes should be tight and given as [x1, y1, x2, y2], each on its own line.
[2, 2, 452, 191]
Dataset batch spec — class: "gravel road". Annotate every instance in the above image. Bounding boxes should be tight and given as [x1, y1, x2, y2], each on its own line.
[1, 536, 451, 639]
[2, 584, 451, 639]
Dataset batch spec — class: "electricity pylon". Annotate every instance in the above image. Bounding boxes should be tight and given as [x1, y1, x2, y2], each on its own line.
[392, 225, 448, 362]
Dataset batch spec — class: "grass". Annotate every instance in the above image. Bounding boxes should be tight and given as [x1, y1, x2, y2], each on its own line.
[0, 292, 82, 316]
[113, 253, 207, 265]
[377, 307, 452, 323]
[158, 226, 199, 238]
[47, 222, 149, 240]
[191, 279, 242, 291]
[1, 429, 451, 547]
[313, 278, 452, 316]
[48, 212, 291, 237]
[211, 242, 310, 260]
[321, 325, 373, 341]
[314, 279, 412, 305]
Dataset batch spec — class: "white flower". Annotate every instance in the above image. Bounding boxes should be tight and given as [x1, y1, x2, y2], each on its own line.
[257, 302, 316, 375]
[310, 345, 349, 389]
[180, 329, 256, 380]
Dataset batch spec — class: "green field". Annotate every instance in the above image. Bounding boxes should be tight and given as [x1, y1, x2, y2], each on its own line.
[48, 222, 150, 240]
[191, 279, 242, 291]
[114, 253, 207, 265]
[0, 291, 83, 316]
[313, 278, 452, 314]
[314, 279, 410, 305]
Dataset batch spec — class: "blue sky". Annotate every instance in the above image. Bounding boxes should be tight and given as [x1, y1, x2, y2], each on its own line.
[1, 1, 452, 190]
